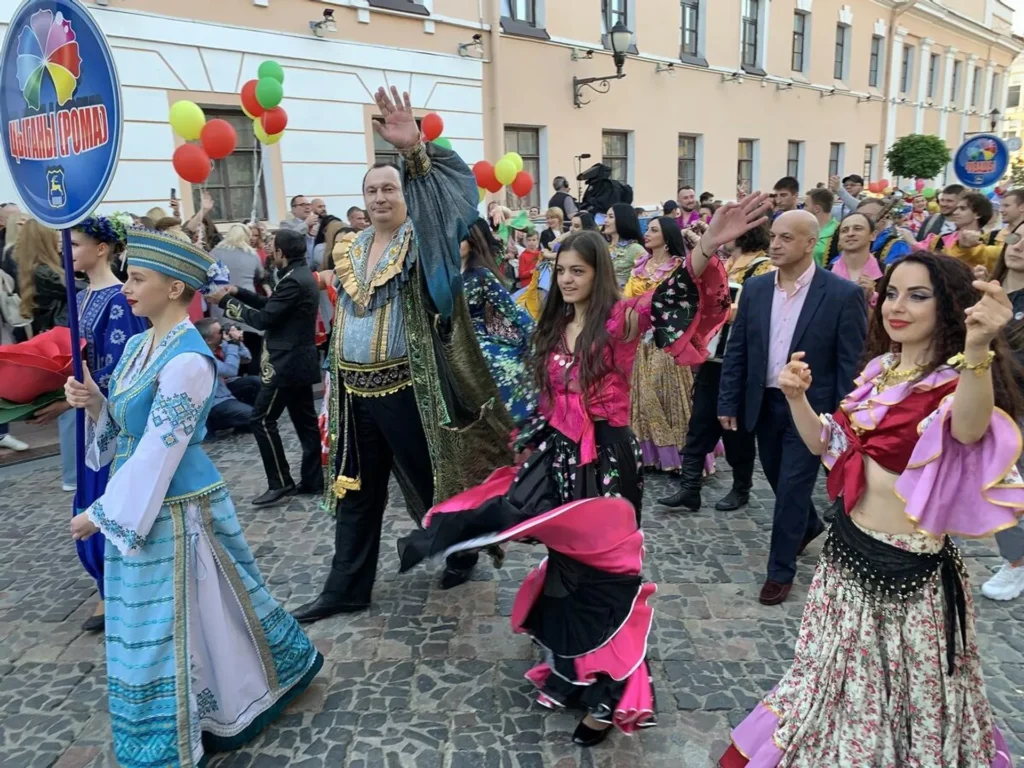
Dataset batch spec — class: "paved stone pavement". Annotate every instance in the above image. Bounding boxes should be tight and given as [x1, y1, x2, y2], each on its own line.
[2, 424, 1024, 768]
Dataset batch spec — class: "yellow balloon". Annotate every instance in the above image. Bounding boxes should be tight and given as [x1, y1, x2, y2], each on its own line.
[478, 187, 486, 203]
[494, 158, 517, 186]
[504, 152, 524, 174]
[241, 104, 256, 120]
[169, 101, 206, 141]
[253, 119, 283, 145]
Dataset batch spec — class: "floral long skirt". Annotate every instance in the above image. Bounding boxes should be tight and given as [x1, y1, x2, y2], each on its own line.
[629, 340, 693, 472]
[722, 515, 1012, 767]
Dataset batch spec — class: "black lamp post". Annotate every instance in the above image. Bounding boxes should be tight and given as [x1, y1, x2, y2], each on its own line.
[573, 21, 632, 108]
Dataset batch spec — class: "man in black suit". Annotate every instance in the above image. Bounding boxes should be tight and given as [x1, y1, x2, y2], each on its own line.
[718, 210, 867, 605]
[209, 229, 323, 506]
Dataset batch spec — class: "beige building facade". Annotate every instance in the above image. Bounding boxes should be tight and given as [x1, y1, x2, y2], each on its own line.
[0, 0, 1019, 220]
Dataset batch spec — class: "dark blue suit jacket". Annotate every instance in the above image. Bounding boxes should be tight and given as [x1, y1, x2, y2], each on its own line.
[718, 265, 868, 433]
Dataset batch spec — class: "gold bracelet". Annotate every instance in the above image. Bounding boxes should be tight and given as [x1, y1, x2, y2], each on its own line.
[947, 349, 996, 376]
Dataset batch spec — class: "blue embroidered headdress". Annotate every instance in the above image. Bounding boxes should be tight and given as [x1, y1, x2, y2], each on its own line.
[125, 227, 229, 294]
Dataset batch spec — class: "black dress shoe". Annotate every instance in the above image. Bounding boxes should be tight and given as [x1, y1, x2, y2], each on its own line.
[81, 614, 105, 632]
[292, 595, 369, 624]
[714, 489, 750, 511]
[252, 485, 296, 506]
[657, 487, 701, 511]
[572, 718, 612, 747]
[439, 563, 475, 591]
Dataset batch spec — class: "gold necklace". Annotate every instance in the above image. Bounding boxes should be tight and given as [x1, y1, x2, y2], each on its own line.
[875, 357, 925, 391]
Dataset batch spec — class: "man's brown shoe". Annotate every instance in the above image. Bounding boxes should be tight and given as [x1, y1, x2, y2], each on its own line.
[758, 579, 792, 606]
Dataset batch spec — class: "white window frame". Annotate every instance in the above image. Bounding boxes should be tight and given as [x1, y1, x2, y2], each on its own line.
[869, 35, 884, 89]
[787, 140, 805, 188]
[739, 0, 769, 74]
[738, 138, 759, 193]
[828, 142, 846, 178]
[863, 144, 876, 182]
[900, 44, 915, 97]
[678, 133, 703, 193]
[834, 23, 850, 83]
[792, 11, 810, 75]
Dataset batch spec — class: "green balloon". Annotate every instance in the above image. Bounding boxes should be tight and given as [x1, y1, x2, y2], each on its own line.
[922, 187, 936, 199]
[258, 60, 285, 85]
[433, 137, 452, 150]
[255, 77, 284, 110]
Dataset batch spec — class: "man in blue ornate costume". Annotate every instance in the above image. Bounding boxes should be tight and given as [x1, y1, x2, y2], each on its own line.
[292, 87, 513, 623]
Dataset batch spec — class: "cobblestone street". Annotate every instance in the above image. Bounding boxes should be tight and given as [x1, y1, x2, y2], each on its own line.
[2, 425, 1024, 768]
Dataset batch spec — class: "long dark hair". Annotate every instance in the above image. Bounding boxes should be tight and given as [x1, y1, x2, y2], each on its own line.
[609, 203, 643, 242]
[652, 216, 687, 258]
[573, 212, 599, 231]
[463, 218, 504, 281]
[734, 221, 770, 254]
[531, 230, 620, 404]
[864, 252, 1022, 420]
[991, 242, 1024, 355]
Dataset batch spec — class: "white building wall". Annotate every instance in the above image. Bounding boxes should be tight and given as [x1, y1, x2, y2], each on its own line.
[0, 6, 485, 221]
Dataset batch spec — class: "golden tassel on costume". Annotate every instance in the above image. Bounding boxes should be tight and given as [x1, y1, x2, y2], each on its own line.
[333, 474, 361, 499]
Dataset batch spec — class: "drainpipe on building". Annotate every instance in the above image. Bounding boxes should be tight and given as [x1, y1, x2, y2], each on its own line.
[482, 0, 503, 170]
[880, 0, 921, 173]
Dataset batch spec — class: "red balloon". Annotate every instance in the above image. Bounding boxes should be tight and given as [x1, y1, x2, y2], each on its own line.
[421, 112, 444, 142]
[173, 144, 211, 184]
[879, 178, 890, 190]
[473, 160, 496, 189]
[261, 107, 288, 136]
[511, 171, 534, 198]
[485, 177, 503, 194]
[200, 119, 237, 160]
[241, 79, 265, 118]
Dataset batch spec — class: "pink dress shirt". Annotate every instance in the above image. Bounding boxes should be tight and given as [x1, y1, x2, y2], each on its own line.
[766, 261, 816, 388]
[831, 253, 883, 306]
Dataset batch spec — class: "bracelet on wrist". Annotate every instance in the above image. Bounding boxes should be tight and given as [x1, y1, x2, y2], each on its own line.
[947, 349, 995, 377]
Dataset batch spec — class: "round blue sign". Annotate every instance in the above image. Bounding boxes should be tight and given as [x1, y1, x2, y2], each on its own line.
[0, 0, 122, 228]
[953, 133, 1009, 189]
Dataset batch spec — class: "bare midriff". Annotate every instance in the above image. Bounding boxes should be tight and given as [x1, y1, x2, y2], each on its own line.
[848, 453, 919, 535]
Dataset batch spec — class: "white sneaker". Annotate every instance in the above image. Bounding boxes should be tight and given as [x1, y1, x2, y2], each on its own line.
[0, 434, 28, 451]
[62, 483, 76, 493]
[981, 562, 1024, 601]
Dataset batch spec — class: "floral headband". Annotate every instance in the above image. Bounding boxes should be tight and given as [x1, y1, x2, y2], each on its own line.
[75, 214, 128, 245]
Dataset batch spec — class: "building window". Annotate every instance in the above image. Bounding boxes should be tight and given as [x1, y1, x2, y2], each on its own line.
[602, 131, 629, 184]
[833, 25, 848, 81]
[1008, 85, 1021, 109]
[602, 0, 627, 30]
[737, 139, 754, 191]
[366, 0, 429, 16]
[741, 0, 760, 69]
[792, 13, 807, 73]
[787, 141, 802, 181]
[829, 142, 844, 178]
[971, 67, 982, 108]
[373, 116, 422, 166]
[927, 53, 939, 99]
[502, 0, 536, 25]
[869, 36, 882, 88]
[681, 1, 700, 58]
[678, 134, 698, 190]
[504, 126, 540, 208]
[951, 60, 962, 104]
[863, 145, 876, 182]
[193, 109, 267, 223]
[900, 45, 914, 96]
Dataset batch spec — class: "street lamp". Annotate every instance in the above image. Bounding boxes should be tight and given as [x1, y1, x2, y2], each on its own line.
[573, 21, 632, 108]
[990, 108, 1001, 132]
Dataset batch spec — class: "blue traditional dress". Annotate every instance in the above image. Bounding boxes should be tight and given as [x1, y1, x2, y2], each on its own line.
[82, 318, 321, 767]
[462, 266, 535, 426]
[73, 284, 147, 595]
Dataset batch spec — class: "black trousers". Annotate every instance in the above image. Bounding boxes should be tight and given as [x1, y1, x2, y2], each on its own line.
[682, 362, 757, 468]
[250, 382, 322, 492]
[242, 332, 263, 377]
[756, 389, 824, 584]
[324, 385, 476, 605]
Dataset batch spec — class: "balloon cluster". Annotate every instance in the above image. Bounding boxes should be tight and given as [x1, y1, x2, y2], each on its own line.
[169, 102, 238, 184]
[241, 61, 289, 145]
[471, 152, 535, 203]
[867, 179, 891, 194]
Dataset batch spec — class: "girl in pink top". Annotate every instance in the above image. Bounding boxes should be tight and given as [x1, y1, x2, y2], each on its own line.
[399, 196, 771, 747]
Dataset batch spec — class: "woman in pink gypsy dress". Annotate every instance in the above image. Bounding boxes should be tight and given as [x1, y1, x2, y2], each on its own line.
[399, 197, 770, 747]
[722, 252, 1024, 767]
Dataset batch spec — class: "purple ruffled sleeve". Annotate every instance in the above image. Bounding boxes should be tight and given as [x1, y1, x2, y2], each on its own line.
[894, 397, 1024, 538]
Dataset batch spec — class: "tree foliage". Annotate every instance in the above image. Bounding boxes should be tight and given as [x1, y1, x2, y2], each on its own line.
[886, 134, 952, 180]
[1009, 157, 1024, 189]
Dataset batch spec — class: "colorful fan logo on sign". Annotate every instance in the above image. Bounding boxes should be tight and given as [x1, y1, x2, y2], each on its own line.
[0, 0, 122, 228]
[953, 133, 1009, 189]
[16, 10, 82, 110]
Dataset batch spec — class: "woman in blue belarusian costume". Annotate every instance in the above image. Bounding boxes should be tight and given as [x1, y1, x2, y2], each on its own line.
[461, 218, 536, 426]
[66, 228, 322, 768]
